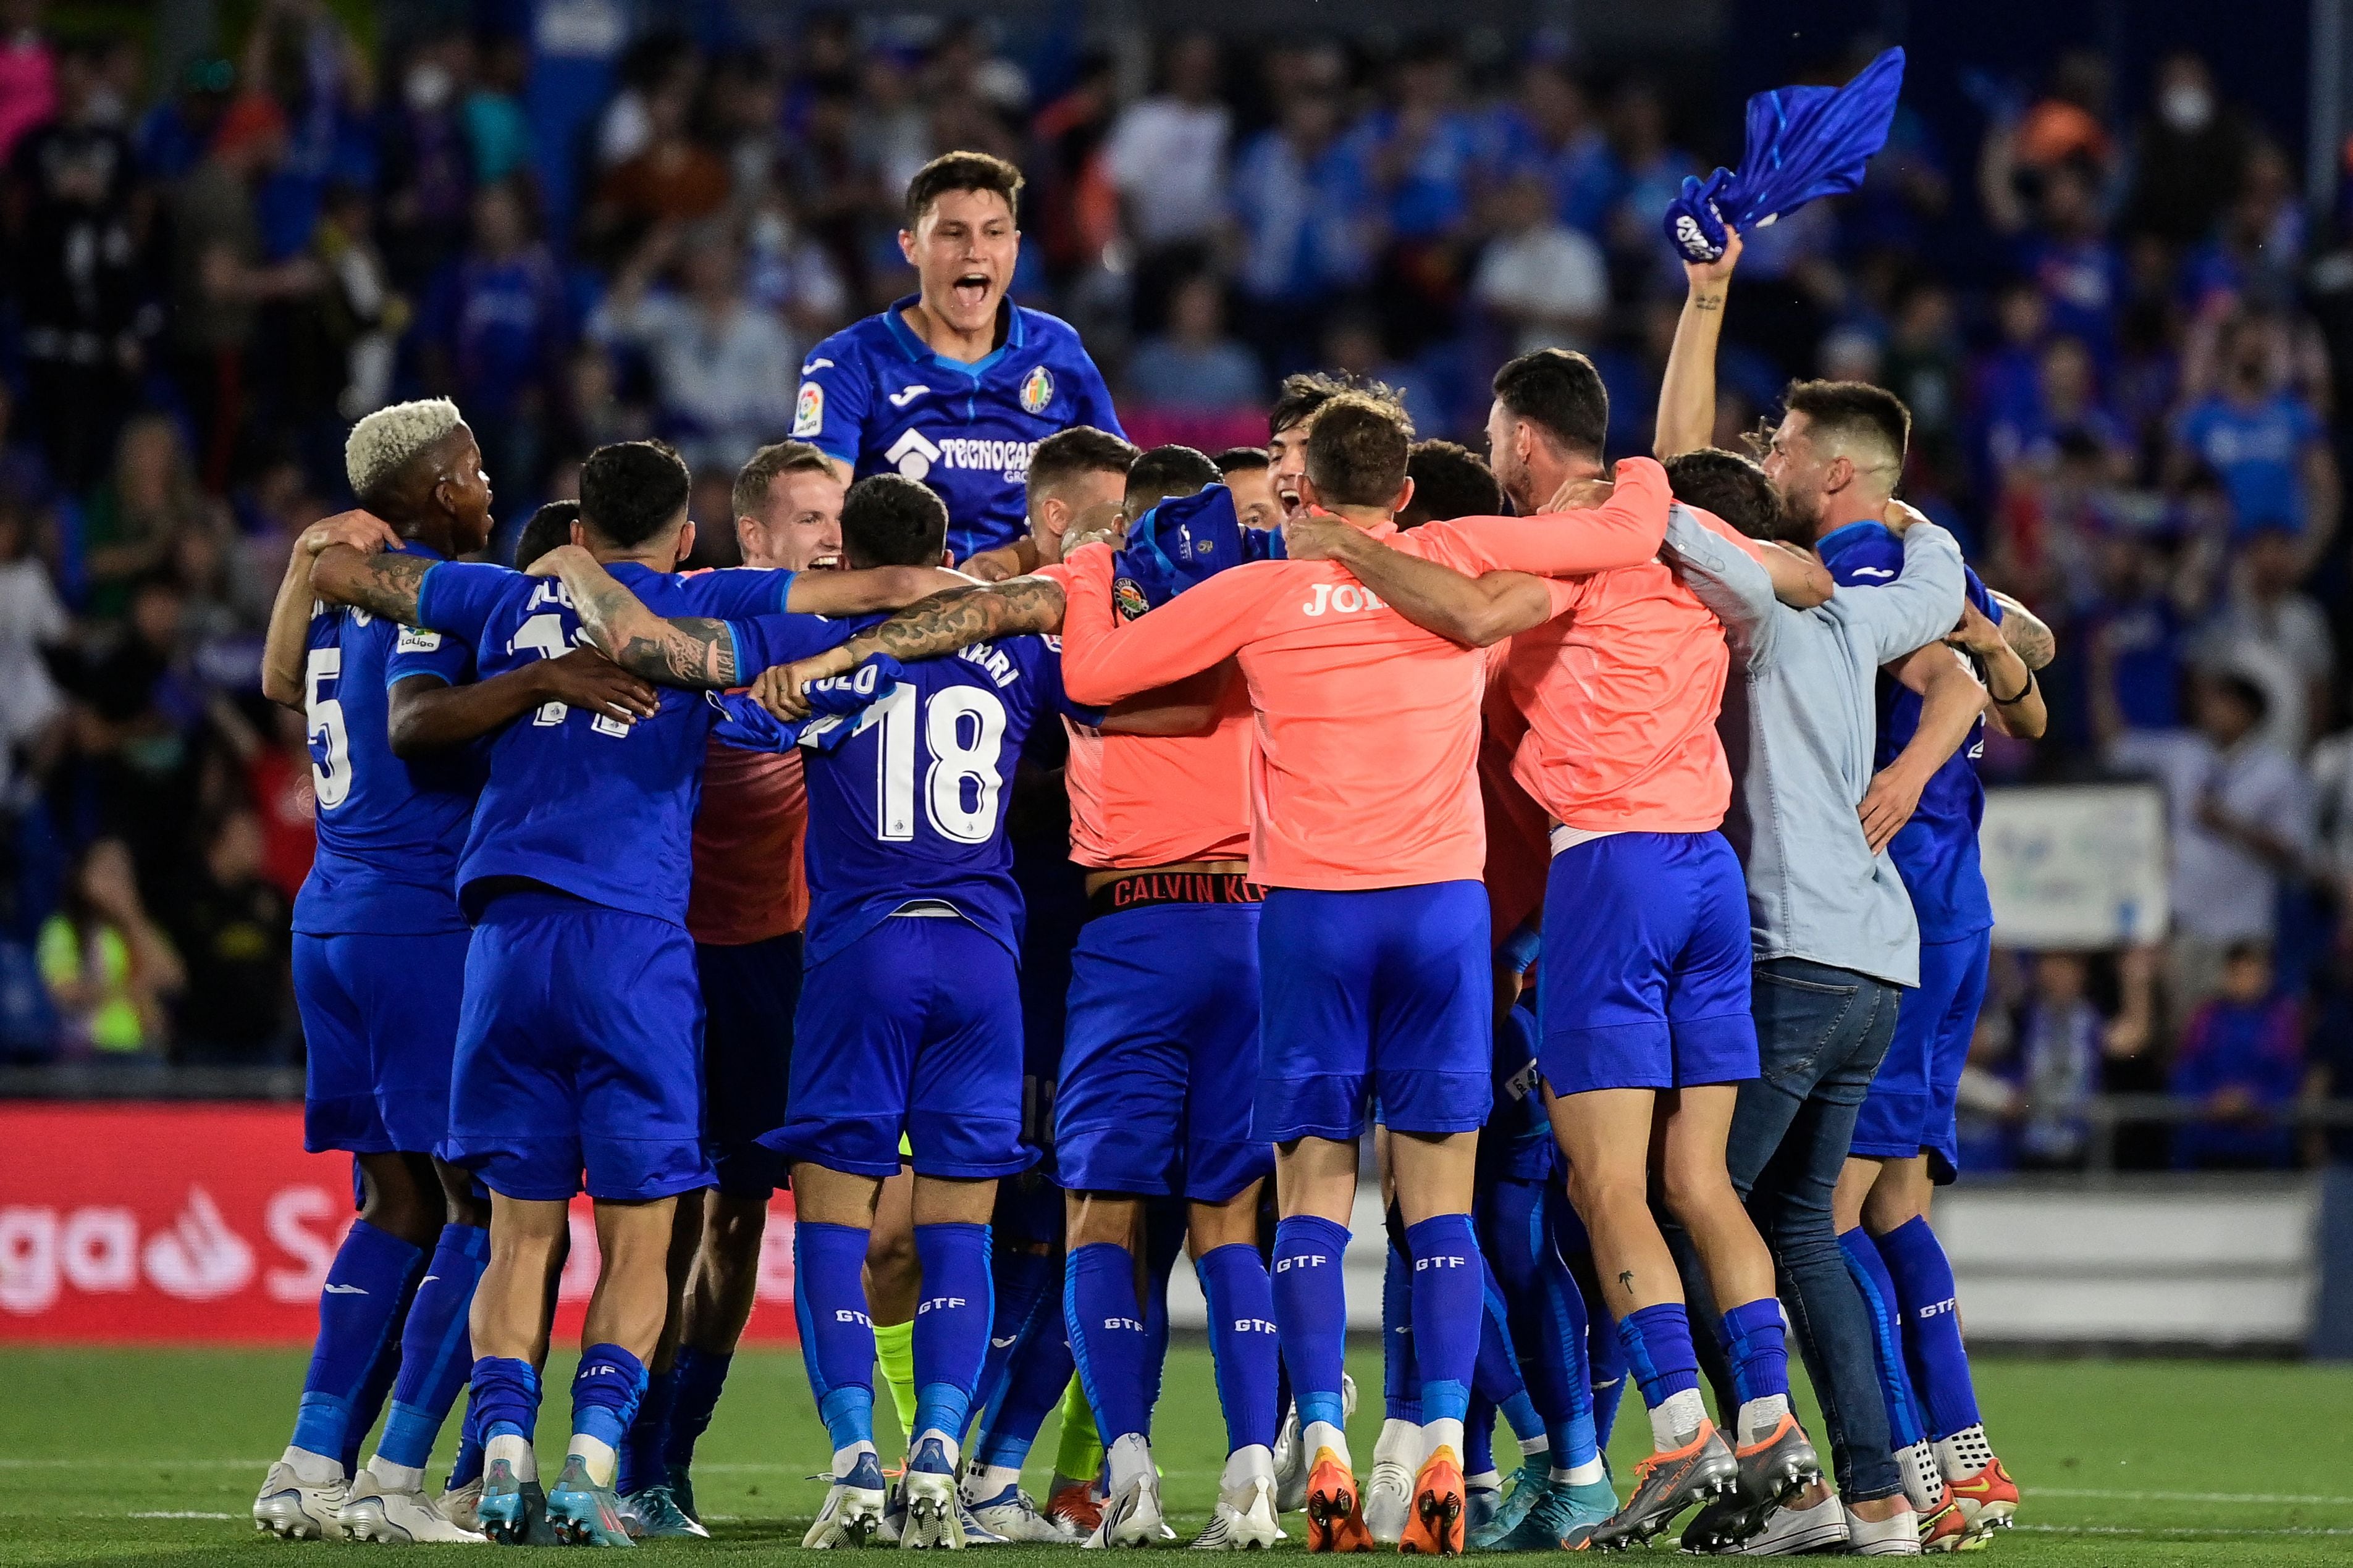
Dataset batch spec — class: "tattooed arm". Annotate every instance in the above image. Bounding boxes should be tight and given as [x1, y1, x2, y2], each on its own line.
[310, 543, 434, 624]
[755, 575, 1070, 718]
[528, 544, 743, 689]
[1990, 590, 2056, 671]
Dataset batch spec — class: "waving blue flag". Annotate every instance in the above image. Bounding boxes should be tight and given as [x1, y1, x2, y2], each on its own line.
[1665, 46, 1906, 264]
[1113, 484, 1284, 618]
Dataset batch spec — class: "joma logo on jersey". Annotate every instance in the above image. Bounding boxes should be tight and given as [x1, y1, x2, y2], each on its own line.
[917, 1295, 968, 1314]
[1274, 1254, 1329, 1272]
[1300, 582, 1387, 617]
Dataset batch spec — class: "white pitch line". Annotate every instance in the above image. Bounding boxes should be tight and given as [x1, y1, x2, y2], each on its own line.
[2026, 1486, 2353, 1506]
[2016, 1524, 2353, 1538]
[0, 1457, 268, 1469]
[127, 1511, 234, 1520]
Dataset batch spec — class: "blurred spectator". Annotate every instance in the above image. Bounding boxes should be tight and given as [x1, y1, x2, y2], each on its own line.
[2111, 671, 2314, 1011]
[285, 179, 400, 428]
[463, 35, 532, 188]
[420, 182, 568, 500]
[69, 572, 210, 871]
[376, 33, 473, 289]
[2085, 527, 2194, 740]
[1230, 56, 1373, 375]
[2194, 526, 2333, 755]
[0, 0, 54, 164]
[1882, 282, 1967, 493]
[1484, 59, 1612, 235]
[1124, 274, 1261, 412]
[584, 62, 726, 261]
[2000, 159, 2125, 364]
[1102, 33, 1229, 271]
[1594, 80, 1694, 293]
[1472, 171, 1607, 357]
[2170, 311, 2340, 552]
[6, 38, 148, 489]
[168, 91, 320, 490]
[2170, 941, 2304, 1170]
[37, 836, 180, 1059]
[2009, 947, 2157, 1168]
[156, 807, 292, 1063]
[0, 497, 67, 805]
[80, 414, 214, 621]
[2123, 52, 2254, 246]
[590, 220, 797, 476]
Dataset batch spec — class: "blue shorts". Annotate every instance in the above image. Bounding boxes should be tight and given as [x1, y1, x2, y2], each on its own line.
[1538, 832, 1757, 1094]
[1479, 1000, 1557, 1186]
[295, 929, 470, 1157]
[767, 916, 1032, 1181]
[1056, 902, 1273, 1203]
[443, 891, 710, 1202]
[695, 932, 804, 1199]
[1851, 929, 1992, 1184]
[1256, 881, 1491, 1142]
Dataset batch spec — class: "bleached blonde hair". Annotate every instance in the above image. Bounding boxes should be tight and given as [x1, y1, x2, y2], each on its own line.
[345, 398, 464, 503]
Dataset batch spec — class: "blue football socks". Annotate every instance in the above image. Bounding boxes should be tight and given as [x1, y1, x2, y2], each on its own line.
[373, 1222, 489, 1477]
[911, 1223, 994, 1449]
[1195, 1243, 1279, 1454]
[289, 1220, 425, 1471]
[794, 1221, 879, 1457]
[1065, 1241, 1152, 1448]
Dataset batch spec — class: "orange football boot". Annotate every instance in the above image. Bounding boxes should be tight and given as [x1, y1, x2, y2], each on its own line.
[1397, 1446, 1465, 1557]
[1305, 1448, 1377, 1553]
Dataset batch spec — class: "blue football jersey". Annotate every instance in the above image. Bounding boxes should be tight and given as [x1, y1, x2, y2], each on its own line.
[1817, 518, 2004, 941]
[294, 540, 479, 937]
[791, 295, 1124, 561]
[794, 620, 1084, 968]
[408, 559, 853, 925]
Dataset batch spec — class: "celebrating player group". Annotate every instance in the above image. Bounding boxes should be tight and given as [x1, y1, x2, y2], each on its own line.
[246, 132, 2054, 1558]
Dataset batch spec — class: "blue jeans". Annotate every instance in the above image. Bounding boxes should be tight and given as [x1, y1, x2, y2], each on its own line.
[1666, 956, 1904, 1503]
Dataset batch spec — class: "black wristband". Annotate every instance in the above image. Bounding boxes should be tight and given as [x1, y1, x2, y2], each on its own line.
[1993, 668, 2035, 705]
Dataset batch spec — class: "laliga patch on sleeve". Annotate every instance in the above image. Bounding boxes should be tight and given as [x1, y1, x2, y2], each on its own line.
[792, 381, 824, 437]
[397, 626, 443, 653]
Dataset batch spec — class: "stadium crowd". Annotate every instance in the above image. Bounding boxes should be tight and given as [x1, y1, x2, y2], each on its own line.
[0, 1, 2349, 1175]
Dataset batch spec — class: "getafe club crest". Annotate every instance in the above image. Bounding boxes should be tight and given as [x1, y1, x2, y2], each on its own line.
[1020, 364, 1054, 414]
[1112, 576, 1151, 622]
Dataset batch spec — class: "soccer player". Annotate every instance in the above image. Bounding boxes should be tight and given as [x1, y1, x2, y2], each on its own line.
[306, 441, 938, 1546]
[250, 401, 654, 1544]
[760, 445, 1283, 1548]
[1400, 439, 1504, 528]
[634, 441, 859, 1537]
[1213, 446, 1281, 529]
[1280, 353, 1822, 1549]
[790, 151, 1123, 579]
[1053, 396, 1677, 1554]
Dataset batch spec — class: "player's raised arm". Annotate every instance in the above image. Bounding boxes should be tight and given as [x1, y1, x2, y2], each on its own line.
[1656, 230, 1742, 459]
[1056, 541, 1269, 706]
[311, 540, 436, 626]
[1283, 512, 1561, 648]
[528, 543, 747, 689]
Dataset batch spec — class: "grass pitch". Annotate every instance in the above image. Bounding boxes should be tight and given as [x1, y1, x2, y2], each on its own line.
[1, 1344, 2349, 1564]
